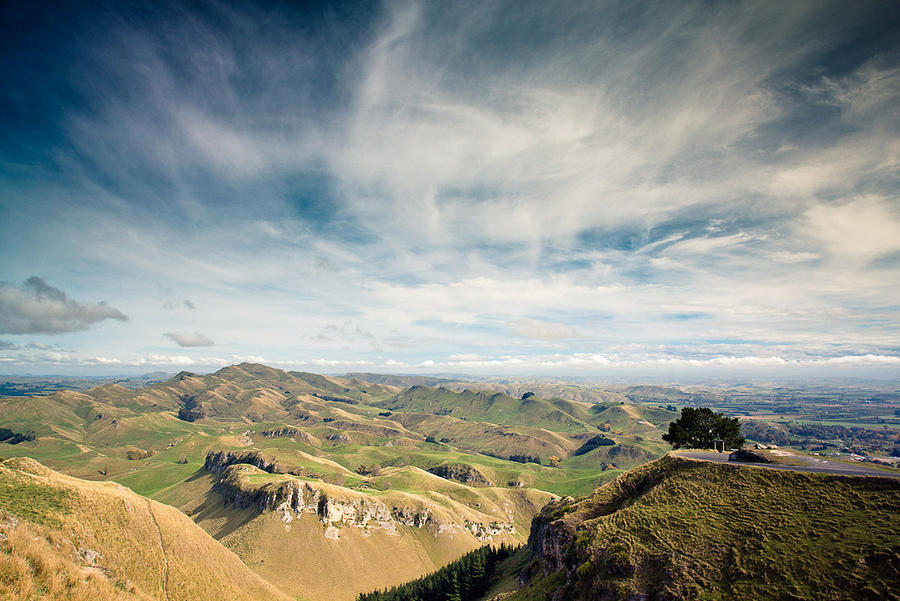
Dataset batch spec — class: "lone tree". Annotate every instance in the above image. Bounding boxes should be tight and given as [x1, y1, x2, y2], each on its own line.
[662, 407, 744, 450]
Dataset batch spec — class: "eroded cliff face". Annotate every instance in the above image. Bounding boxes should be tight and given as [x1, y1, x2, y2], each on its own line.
[426, 463, 493, 486]
[205, 452, 517, 542]
[205, 449, 285, 475]
[525, 496, 577, 575]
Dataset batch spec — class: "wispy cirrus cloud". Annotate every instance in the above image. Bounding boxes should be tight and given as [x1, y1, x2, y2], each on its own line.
[0, 1, 897, 376]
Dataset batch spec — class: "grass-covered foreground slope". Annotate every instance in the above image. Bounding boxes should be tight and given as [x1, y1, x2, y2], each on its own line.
[516, 454, 900, 601]
[0, 457, 290, 601]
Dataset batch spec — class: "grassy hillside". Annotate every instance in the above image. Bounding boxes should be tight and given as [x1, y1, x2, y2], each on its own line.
[515, 454, 900, 601]
[0, 457, 290, 601]
[0, 517, 149, 601]
[377, 386, 595, 432]
[0, 363, 666, 500]
[185, 461, 551, 601]
[0, 363, 676, 600]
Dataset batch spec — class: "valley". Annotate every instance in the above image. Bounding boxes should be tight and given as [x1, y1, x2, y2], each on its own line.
[1, 364, 898, 600]
[0, 363, 672, 600]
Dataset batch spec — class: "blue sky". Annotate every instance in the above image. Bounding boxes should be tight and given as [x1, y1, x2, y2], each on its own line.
[1, 0, 899, 378]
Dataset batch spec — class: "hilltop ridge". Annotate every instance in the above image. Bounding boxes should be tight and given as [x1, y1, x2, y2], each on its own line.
[514, 454, 900, 601]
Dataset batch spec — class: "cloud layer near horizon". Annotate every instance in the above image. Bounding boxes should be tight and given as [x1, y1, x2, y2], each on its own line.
[0, 0, 898, 377]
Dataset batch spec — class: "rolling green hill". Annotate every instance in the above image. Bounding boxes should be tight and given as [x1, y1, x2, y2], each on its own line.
[513, 454, 900, 601]
[0, 363, 678, 600]
[0, 363, 668, 497]
[4, 366, 897, 601]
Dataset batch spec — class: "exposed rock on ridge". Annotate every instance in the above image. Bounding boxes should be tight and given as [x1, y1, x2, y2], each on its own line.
[206, 456, 517, 542]
[426, 463, 493, 486]
[205, 449, 287, 475]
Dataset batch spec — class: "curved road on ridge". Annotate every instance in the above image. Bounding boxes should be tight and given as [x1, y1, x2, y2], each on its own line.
[675, 450, 900, 479]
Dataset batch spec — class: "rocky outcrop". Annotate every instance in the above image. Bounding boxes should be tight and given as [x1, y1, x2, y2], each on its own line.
[427, 463, 493, 486]
[465, 519, 516, 540]
[526, 496, 577, 574]
[177, 394, 205, 422]
[205, 450, 284, 474]
[210, 461, 516, 542]
[215, 467, 393, 526]
[259, 427, 298, 438]
[729, 448, 772, 463]
[258, 427, 320, 447]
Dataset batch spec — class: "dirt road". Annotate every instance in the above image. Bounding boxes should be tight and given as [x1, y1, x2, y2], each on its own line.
[675, 450, 900, 479]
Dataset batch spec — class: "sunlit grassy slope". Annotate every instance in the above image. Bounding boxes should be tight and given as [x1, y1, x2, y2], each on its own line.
[0, 457, 291, 601]
[512, 454, 900, 601]
[0, 363, 671, 501]
[0, 363, 678, 600]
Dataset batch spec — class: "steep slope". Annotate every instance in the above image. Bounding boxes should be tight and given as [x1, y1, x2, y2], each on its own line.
[1, 516, 148, 601]
[188, 456, 553, 601]
[0, 457, 291, 601]
[516, 454, 900, 601]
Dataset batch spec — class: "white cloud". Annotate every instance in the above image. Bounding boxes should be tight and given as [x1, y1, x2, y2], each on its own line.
[0, 277, 128, 334]
[804, 197, 900, 261]
[164, 331, 215, 347]
[510, 318, 579, 340]
[770, 251, 820, 264]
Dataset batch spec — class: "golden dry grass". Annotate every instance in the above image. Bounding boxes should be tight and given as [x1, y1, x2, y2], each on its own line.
[0, 457, 292, 601]
[219, 510, 482, 601]
[0, 517, 150, 601]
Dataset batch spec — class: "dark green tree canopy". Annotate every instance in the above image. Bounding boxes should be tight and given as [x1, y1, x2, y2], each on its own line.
[662, 407, 744, 450]
[357, 544, 515, 601]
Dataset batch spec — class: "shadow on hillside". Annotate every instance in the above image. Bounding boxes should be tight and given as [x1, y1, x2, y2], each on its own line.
[185, 468, 208, 482]
[189, 487, 259, 540]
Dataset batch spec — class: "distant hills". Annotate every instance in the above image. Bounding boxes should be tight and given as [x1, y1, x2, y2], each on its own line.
[4, 363, 894, 600]
[0, 363, 675, 599]
[0, 372, 172, 396]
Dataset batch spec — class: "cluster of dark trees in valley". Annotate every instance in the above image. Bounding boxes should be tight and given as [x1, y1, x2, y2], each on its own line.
[0, 428, 35, 444]
[357, 544, 516, 601]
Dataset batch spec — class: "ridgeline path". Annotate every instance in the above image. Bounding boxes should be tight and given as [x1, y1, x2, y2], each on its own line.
[674, 450, 900, 479]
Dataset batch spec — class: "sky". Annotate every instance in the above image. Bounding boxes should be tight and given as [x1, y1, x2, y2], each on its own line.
[1, 0, 899, 379]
